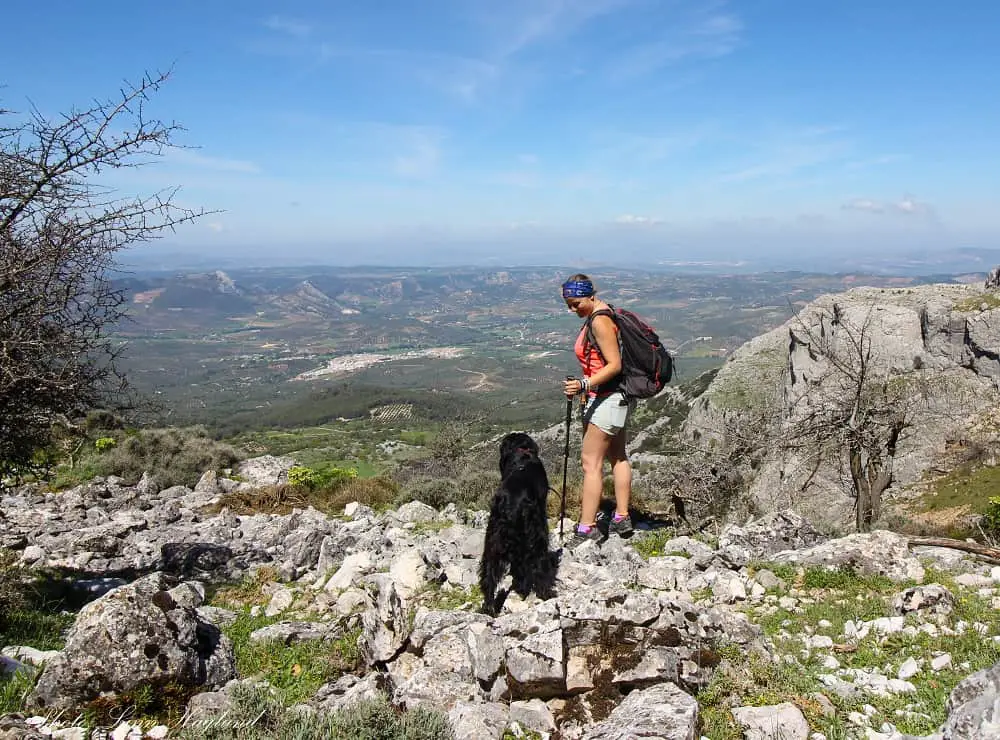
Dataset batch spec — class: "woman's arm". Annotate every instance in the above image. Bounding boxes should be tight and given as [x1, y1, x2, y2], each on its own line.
[588, 314, 621, 387]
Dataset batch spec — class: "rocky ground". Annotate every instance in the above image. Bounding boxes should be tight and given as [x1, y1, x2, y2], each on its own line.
[2, 457, 1000, 739]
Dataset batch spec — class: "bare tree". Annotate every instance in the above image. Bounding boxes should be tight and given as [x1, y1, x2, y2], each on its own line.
[1, 70, 207, 479]
[783, 302, 917, 532]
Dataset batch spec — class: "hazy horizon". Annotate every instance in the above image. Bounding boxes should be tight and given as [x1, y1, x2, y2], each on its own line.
[119, 242, 1000, 279]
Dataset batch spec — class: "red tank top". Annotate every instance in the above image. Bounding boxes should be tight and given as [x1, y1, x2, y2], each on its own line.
[574, 319, 619, 396]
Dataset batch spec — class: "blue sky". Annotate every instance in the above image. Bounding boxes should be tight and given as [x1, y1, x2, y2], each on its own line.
[4, 0, 999, 265]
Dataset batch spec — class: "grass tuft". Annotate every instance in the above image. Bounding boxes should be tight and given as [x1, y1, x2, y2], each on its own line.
[175, 683, 454, 740]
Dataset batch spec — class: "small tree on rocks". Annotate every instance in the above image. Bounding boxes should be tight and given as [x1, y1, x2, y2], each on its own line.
[782, 301, 917, 532]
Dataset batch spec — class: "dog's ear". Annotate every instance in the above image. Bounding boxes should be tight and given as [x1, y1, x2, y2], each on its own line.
[499, 433, 518, 474]
[499, 433, 518, 459]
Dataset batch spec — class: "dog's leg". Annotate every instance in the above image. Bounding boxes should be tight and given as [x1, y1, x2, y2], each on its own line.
[479, 521, 507, 616]
[510, 558, 532, 598]
[479, 557, 507, 616]
[534, 549, 559, 600]
[529, 532, 559, 601]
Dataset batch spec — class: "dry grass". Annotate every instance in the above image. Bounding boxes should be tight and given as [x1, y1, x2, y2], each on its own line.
[211, 477, 400, 517]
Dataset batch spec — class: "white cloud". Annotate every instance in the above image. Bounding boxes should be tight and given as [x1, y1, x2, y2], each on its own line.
[896, 196, 930, 215]
[714, 125, 851, 184]
[390, 129, 445, 178]
[842, 198, 885, 214]
[842, 196, 934, 216]
[602, 5, 742, 81]
[482, 0, 635, 59]
[165, 149, 261, 175]
[403, 53, 500, 102]
[207, 222, 226, 233]
[844, 154, 906, 170]
[614, 214, 662, 225]
[264, 16, 312, 37]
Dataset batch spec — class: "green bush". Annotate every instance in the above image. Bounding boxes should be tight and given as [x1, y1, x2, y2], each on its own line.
[0, 549, 27, 632]
[453, 470, 500, 511]
[288, 465, 358, 491]
[399, 478, 459, 510]
[981, 495, 1000, 540]
[94, 436, 117, 452]
[400, 430, 428, 446]
[94, 426, 241, 489]
[398, 471, 499, 512]
[328, 695, 453, 739]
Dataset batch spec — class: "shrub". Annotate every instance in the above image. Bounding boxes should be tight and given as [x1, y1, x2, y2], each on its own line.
[94, 437, 117, 452]
[216, 476, 400, 517]
[981, 495, 1000, 540]
[400, 430, 428, 446]
[93, 426, 241, 489]
[398, 478, 459, 510]
[453, 470, 501, 511]
[0, 549, 27, 632]
[398, 470, 500, 512]
[176, 684, 453, 740]
[288, 465, 358, 491]
[84, 409, 125, 432]
[328, 695, 454, 739]
[333, 476, 399, 511]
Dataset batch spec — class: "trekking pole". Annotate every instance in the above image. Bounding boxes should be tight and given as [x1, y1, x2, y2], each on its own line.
[560, 375, 574, 541]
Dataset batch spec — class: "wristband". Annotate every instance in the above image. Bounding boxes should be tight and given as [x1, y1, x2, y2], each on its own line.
[580, 377, 590, 393]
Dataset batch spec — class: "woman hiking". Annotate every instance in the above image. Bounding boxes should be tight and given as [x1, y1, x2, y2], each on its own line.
[561, 274, 635, 548]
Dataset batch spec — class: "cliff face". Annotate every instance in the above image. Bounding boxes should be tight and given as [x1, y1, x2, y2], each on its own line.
[682, 283, 1000, 529]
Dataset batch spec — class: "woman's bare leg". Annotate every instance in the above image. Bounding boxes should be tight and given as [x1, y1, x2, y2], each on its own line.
[579, 423, 611, 526]
[607, 429, 631, 517]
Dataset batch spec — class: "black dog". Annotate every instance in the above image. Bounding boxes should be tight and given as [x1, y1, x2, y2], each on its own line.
[479, 432, 559, 616]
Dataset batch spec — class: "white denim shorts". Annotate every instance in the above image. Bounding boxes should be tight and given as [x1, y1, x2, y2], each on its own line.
[580, 391, 635, 436]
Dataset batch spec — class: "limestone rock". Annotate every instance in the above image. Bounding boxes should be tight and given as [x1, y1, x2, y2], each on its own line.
[30, 572, 235, 711]
[579, 682, 698, 739]
[769, 530, 925, 583]
[235, 455, 295, 488]
[732, 702, 810, 740]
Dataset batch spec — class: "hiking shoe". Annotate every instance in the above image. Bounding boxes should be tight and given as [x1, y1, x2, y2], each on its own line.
[609, 514, 634, 539]
[565, 526, 603, 550]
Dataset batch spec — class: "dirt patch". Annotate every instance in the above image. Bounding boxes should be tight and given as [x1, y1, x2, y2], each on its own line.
[889, 502, 981, 539]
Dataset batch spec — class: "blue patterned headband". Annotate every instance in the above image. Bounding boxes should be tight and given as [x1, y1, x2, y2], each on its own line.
[562, 280, 594, 298]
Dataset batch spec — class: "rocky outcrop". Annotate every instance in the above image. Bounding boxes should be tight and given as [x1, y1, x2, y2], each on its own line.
[718, 511, 826, 566]
[985, 265, 1000, 291]
[6, 478, 1000, 738]
[30, 572, 235, 711]
[942, 661, 1000, 739]
[683, 284, 1000, 527]
[768, 529, 925, 583]
[0, 462, 337, 583]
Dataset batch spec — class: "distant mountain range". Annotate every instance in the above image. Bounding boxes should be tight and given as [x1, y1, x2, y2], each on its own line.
[121, 245, 1000, 277]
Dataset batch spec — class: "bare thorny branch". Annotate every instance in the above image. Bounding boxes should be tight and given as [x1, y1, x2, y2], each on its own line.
[1, 70, 210, 478]
[781, 300, 924, 530]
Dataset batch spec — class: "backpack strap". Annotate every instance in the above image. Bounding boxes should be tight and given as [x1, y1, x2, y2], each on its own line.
[583, 308, 615, 363]
[582, 307, 622, 393]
